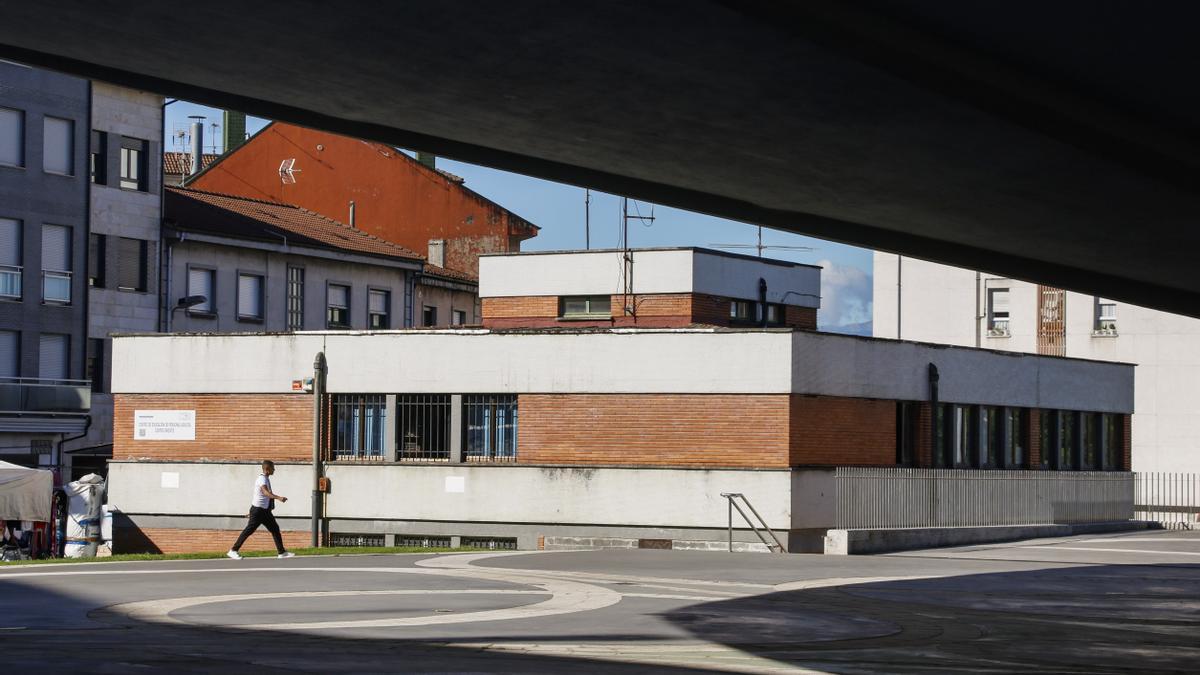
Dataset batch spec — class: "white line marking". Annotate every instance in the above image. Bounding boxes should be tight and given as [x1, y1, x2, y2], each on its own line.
[1021, 546, 1200, 557]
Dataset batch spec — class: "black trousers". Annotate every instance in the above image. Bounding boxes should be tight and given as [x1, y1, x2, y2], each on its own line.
[231, 506, 285, 553]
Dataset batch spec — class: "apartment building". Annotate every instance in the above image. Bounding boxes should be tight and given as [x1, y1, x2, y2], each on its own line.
[108, 249, 1133, 555]
[874, 253, 1200, 473]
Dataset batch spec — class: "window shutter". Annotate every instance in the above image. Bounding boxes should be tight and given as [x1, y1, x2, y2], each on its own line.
[328, 284, 348, 307]
[0, 218, 20, 266]
[39, 333, 68, 380]
[238, 274, 263, 317]
[43, 117, 73, 175]
[188, 268, 212, 311]
[369, 290, 387, 314]
[992, 290, 1010, 313]
[0, 107, 21, 167]
[116, 237, 145, 290]
[41, 224, 70, 271]
[0, 331, 17, 378]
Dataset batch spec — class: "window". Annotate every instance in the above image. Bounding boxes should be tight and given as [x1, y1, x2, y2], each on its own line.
[422, 305, 437, 327]
[987, 287, 1010, 335]
[331, 394, 386, 460]
[87, 338, 104, 393]
[286, 265, 304, 330]
[41, 224, 71, 304]
[730, 299, 753, 322]
[1058, 411, 1077, 470]
[237, 273, 264, 321]
[38, 333, 68, 380]
[1103, 414, 1123, 470]
[89, 130, 107, 184]
[1080, 412, 1099, 470]
[88, 233, 106, 288]
[1002, 408, 1027, 469]
[396, 394, 451, 461]
[119, 137, 147, 190]
[978, 406, 999, 468]
[43, 116, 73, 175]
[953, 404, 972, 467]
[368, 289, 390, 329]
[1039, 409, 1058, 469]
[560, 295, 610, 318]
[896, 402, 918, 466]
[0, 217, 22, 299]
[186, 266, 215, 315]
[0, 330, 18, 378]
[451, 309, 466, 326]
[116, 237, 147, 291]
[933, 403, 949, 468]
[464, 394, 518, 461]
[0, 107, 23, 167]
[1094, 297, 1117, 333]
[327, 283, 350, 328]
[760, 303, 784, 326]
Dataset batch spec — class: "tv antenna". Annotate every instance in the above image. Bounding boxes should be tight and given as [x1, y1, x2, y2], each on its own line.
[620, 197, 655, 317]
[711, 225, 815, 258]
[279, 158, 301, 185]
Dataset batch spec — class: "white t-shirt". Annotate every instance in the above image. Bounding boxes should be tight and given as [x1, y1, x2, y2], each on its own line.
[251, 474, 272, 508]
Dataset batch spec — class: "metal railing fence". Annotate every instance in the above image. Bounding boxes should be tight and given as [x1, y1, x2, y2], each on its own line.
[1134, 473, 1199, 529]
[834, 467, 1132, 529]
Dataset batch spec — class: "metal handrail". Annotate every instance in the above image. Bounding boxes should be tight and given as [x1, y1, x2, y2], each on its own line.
[720, 492, 786, 553]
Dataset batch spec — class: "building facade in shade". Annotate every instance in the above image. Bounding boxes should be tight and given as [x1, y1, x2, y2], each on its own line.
[163, 187, 476, 332]
[0, 62, 91, 470]
[107, 249, 1134, 555]
[874, 253, 1200, 473]
[184, 122, 540, 278]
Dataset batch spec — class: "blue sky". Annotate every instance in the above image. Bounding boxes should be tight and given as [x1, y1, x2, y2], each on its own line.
[166, 102, 874, 331]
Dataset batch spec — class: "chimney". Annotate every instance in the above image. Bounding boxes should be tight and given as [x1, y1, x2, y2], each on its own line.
[188, 116, 205, 177]
[428, 239, 445, 268]
[222, 110, 247, 153]
[348, 201, 356, 227]
[416, 152, 436, 170]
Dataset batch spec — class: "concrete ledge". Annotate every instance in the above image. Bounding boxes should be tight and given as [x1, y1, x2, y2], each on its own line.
[824, 521, 1153, 555]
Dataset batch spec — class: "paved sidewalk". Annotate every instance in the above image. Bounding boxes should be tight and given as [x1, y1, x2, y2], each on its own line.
[1, 530, 1198, 672]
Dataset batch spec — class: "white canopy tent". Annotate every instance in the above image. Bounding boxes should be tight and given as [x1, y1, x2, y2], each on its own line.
[0, 461, 52, 522]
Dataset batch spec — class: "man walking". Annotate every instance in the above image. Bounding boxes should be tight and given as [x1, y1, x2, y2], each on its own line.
[227, 460, 295, 559]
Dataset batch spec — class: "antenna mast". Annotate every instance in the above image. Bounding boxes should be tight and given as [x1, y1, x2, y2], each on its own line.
[621, 197, 655, 317]
[585, 188, 591, 250]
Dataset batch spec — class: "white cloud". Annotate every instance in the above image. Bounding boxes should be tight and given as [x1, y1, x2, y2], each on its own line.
[816, 259, 873, 331]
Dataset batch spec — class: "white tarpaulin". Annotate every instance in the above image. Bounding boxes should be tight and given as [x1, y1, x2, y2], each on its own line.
[0, 460, 52, 522]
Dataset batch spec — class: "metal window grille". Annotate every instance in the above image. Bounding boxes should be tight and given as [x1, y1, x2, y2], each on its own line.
[330, 533, 386, 547]
[461, 536, 517, 550]
[396, 535, 451, 548]
[286, 266, 304, 330]
[464, 394, 518, 462]
[396, 394, 451, 461]
[331, 394, 386, 461]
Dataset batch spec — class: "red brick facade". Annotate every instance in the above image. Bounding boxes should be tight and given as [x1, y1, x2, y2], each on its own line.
[482, 294, 817, 330]
[790, 396, 896, 466]
[113, 394, 313, 462]
[116, 526, 310, 555]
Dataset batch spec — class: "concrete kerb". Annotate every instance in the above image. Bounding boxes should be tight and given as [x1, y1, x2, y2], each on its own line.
[823, 520, 1153, 555]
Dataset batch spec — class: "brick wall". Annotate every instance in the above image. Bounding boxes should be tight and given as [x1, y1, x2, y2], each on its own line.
[789, 395, 896, 466]
[481, 296, 559, 320]
[916, 402, 933, 467]
[1122, 413, 1132, 471]
[785, 306, 817, 330]
[1029, 409, 1043, 469]
[113, 394, 313, 461]
[518, 394, 791, 467]
[116, 526, 310, 554]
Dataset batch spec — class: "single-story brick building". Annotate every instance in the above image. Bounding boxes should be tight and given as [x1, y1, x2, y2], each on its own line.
[108, 249, 1135, 554]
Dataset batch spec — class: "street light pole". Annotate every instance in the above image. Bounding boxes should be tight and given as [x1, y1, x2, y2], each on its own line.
[311, 351, 327, 548]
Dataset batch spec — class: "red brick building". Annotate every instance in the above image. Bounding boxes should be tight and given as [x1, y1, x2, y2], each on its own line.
[186, 122, 539, 277]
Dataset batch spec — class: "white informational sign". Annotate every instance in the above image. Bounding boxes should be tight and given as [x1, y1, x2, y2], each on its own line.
[134, 410, 196, 441]
[445, 476, 465, 493]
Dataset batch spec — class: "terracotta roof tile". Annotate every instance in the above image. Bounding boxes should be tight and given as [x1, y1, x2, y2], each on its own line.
[165, 187, 423, 262]
[163, 151, 220, 175]
[423, 263, 477, 283]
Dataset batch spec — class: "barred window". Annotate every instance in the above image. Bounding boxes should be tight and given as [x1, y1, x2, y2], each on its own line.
[464, 394, 518, 462]
[331, 394, 386, 460]
[396, 394, 451, 461]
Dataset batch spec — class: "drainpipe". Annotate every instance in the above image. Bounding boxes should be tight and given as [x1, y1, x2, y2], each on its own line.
[974, 271, 981, 348]
[311, 351, 327, 548]
[758, 278, 768, 328]
[928, 363, 940, 464]
[896, 254, 902, 339]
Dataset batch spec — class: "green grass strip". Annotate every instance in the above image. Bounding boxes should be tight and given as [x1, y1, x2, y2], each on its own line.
[0, 546, 476, 566]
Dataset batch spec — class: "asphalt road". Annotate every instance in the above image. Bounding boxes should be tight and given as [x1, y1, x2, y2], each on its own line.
[2, 530, 1198, 673]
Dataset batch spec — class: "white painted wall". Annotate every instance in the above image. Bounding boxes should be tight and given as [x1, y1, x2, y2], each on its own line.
[874, 253, 1200, 471]
[107, 461, 795, 530]
[110, 328, 1133, 413]
[480, 249, 821, 308]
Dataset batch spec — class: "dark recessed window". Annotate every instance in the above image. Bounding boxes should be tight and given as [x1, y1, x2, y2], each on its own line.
[119, 137, 148, 191]
[327, 283, 350, 328]
[422, 305, 437, 327]
[116, 237, 147, 292]
[368, 289, 390, 329]
[560, 295, 610, 318]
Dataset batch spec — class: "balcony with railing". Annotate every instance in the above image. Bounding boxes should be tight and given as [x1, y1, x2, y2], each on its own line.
[0, 264, 22, 299]
[42, 270, 71, 304]
[0, 377, 91, 433]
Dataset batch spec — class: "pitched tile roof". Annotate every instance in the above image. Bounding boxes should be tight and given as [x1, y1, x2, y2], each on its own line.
[423, 262, 477, 283]
[165, 187, 423, 263]
[163, 151, 220, 175]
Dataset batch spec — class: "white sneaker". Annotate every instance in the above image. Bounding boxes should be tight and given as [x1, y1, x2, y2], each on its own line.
[277, 551, 295, 559]
[226, 550, 242, 560]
